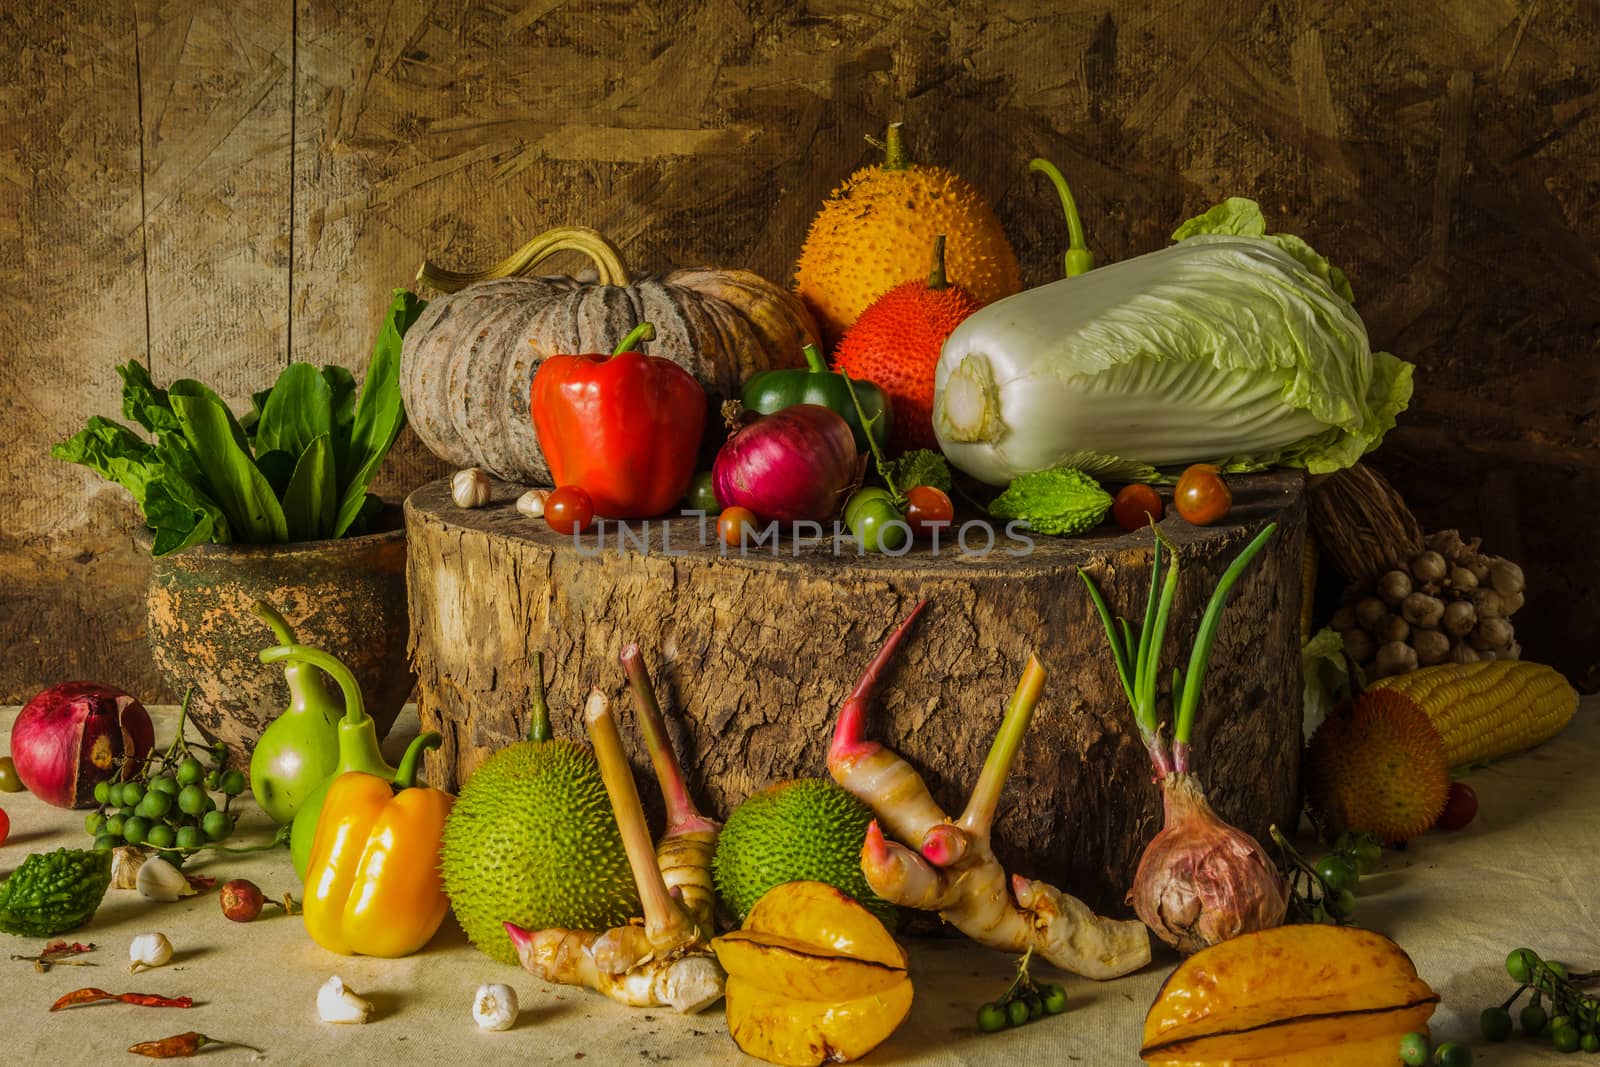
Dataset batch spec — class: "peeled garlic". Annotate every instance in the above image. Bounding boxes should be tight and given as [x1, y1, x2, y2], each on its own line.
[472, 983, 518, 1031]
[452, 468, 493, 509]
[317, 975, 374, 1024]
[129, 932, 173, 973]
[136, 857, 196, 902]
[516, 488, 550, 519]
[110, 845, 147, 890]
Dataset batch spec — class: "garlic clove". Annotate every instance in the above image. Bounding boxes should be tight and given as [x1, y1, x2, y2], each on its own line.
[452, 468, 493, 509]
[472, 982, 519, 1031]
[128, 931, 173, 973]
[110, 845, 148, 890]
[136, 857, 197, 902]
[516, 488, 550, 519]
[317, 975, 375, 1024]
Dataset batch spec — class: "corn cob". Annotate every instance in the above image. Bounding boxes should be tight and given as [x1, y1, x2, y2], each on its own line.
[1368, 660, 1577, 767]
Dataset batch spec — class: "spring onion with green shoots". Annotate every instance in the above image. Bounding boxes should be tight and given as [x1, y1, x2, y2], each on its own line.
[1079, 523, 1288, 955]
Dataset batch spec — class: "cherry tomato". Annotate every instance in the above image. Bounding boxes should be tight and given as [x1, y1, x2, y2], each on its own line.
[843, 488, 910, 553]
[683, 472, 719, 513]
[1434, 781, 1478, 831]
[544, 485, 595, 535]
[0, 807, 9, 846]
[0, 756, 22, 793]
[904, 485, 954, 535]
[1174, 464, 1232, 526]
[1112, 484, 1164, 531]
[717, 506, 758, 547]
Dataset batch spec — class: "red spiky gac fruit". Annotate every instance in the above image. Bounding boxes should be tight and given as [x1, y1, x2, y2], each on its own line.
[832, 235, 981, 452]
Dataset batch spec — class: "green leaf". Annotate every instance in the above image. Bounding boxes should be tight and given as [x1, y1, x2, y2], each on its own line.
[52, 417, 157, 500]
[1171, 197, 1267, 240]
[322, 364, 357, 479]
[253, 449, 297, 499]
[117, 362, 183, 437]
[255, 362, 333, 461]
[143, 473, 229, 555]
[239, 387, 274, 439]
[335, 289, 424, 536]
[881, 449, 953, 494]
[281, 433, 337, 541]
[989, 468, 1113, 536]
[169, 383, 288, 544]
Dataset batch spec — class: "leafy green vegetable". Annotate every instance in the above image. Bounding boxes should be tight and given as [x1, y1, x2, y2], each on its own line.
[989, 468, 1113, 536]
[0, 847, 112, 937]
[934, 198, 1411, 486]
[55, 289, 425, 554]
[881, 449, 953, 494]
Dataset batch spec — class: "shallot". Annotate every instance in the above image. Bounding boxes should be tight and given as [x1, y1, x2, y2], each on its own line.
[711, 402, 858, 524]
[10, 682, 153, 808]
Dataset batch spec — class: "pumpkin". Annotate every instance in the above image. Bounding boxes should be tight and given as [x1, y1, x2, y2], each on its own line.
[402, 227, 819, 486]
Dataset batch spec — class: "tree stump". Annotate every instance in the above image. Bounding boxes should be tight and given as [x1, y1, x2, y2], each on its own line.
[406, 472, 1307, 914]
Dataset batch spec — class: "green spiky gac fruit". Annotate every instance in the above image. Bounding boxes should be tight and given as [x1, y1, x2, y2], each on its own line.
[833, 236, 982, 451]
[441, 738, 639, 964]
[713, 778, 896, 928]
[1306, 690, 1451, 845]
[795, 123, 1020, 346]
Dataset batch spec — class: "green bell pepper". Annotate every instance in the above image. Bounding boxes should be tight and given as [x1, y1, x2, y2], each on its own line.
[742, 344, 892, 453]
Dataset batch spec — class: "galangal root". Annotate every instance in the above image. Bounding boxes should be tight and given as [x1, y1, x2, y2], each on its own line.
[828, 600, 1151, 980]
[508, 651, 724, 1014]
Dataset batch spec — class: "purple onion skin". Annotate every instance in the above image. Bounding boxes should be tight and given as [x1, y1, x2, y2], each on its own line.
[1131, 772, 1288, 955]
[712, 404, 859, 524]
[11, 682, 155, 809]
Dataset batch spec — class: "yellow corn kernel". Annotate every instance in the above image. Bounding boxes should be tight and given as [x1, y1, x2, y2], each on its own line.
[1369, 661, 1576, 767]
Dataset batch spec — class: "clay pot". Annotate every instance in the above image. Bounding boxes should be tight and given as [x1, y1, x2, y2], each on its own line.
[139, 509, 413, 766]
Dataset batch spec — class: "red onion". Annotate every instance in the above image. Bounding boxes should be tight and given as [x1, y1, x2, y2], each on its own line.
[10, 682, 154, 808]
[712, 402, 859, 523]
[1130, 772, 1287, 955]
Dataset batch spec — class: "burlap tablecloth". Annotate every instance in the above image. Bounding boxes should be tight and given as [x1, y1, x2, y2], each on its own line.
[1, 697, 1593, 1065]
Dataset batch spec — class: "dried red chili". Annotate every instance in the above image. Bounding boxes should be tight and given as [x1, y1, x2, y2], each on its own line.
[127, 1032, 258, 1058]
[49, 987, 194, 1011]
[11, 940, 95, 972]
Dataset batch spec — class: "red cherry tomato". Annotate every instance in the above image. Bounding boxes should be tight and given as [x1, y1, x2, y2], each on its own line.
[1434, 781, 1478, 831]
[717, 506, 758, 547]
[1112, 484, 1164, 531]
[545, 485, 595, 535]
[904, 486, 954, 536]
[1174, 464, 1232, 526]
[0, 807, 10, 846]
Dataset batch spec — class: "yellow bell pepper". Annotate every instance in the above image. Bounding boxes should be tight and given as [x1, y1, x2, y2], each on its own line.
[302, 735, 453, 958]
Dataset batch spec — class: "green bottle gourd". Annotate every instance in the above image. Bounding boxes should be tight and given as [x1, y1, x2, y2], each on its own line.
[248, 601, 343, 825]
[262, 642, 442, 880]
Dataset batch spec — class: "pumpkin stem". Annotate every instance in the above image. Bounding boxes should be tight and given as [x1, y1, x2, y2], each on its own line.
[802, 343, 830, 374]
[865, 122, 909, 171]
[927, 234, 949, 291]
[416, 226, 631, 292]
[613, 322, 655, 355]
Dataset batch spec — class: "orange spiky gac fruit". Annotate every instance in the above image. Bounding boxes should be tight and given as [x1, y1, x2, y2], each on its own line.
[1306, 690, 1451, 845]
[794, 123, 1020, 345]
[832, 236, 981, 453]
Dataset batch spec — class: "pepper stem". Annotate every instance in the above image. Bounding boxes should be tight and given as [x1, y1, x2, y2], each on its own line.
[802, 343, 830, 375]
[612, 322, 655, 356]
[956, 655, 1046, 839]
[1029, 158, 1093, 277]
[258, 644, 368, 727]
[529, 651, 552, 743]
[926, 234, 949, 290]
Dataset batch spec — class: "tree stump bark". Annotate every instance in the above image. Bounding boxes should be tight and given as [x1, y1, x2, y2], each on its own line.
[406, 472, 1307, 914]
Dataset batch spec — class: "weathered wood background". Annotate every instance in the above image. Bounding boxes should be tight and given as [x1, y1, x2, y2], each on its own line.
[2, 0, 1597, 702]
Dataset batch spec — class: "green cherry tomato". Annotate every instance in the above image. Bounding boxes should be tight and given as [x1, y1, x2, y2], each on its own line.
[136, 790, 172, 820]
[145, 823, 176, 850]
[175, 757, 204, 787]
[844, 488, 911, 553]
[84, 811, 106, 836]
[1507, 948, 1538, 985]
[107, 781, 126, 808]
[1315, 855, 1358, 893]
[219, 770, 246, 797]
[202, 810, 234, 841]
[1347, 835, 1382, 875]
[93, 779, 112, 805]
[1580, 1032, 1599, 1053]
[121, 781, 145, 806]
[174, 825, 204, 851]
[1041, 983, 1067, 1015]
[1521, 1002, 1549, 1035]
[121, 816, 150, 846]
[178, 784, 214, 817]
[1479, 1006, 1512, 1041]
[976, 1002, 1006, 1033]
[1397, 1031, 1430, 1066]
[149, 776, 180, 796]
[92, 833, 119, 851]
[0, 757, 24, 793]
[1552, 1027, 1580, 1054]
[104, 814, 126, 838]
[1328, 888, 1357, 920]
[1005, 999, 1029, 1027]
[683, 472, 719, 513]
[1433, 1043, 1472, 1067]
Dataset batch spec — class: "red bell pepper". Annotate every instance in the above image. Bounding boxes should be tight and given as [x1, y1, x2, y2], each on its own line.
[530, 322, 707, 519]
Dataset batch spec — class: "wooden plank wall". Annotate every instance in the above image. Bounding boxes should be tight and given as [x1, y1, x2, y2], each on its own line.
[3, 0, 1597, 702]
